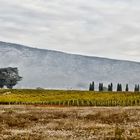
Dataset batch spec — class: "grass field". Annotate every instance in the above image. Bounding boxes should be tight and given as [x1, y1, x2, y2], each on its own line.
[0, 89, 140, 106]
[0, 106, 140, 140]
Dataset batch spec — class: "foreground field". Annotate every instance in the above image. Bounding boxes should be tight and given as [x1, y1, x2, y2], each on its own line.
[0, 106, 140, 140]
[0, 89, 140, 106]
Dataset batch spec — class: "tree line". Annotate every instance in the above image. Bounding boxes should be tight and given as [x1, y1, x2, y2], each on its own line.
[89, 81, 140, 92]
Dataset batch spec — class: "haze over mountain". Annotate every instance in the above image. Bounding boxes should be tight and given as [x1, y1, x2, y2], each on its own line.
[0, 41, 140, 90]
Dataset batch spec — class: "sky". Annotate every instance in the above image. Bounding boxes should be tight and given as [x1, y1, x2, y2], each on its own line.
[0, 0, 140, 61]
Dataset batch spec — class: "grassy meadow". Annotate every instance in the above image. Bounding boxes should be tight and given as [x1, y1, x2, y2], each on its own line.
[0, 89, 140, 106]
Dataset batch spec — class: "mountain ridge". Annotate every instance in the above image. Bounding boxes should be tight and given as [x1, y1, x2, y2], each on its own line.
[0, 41, 140, 90]
[0, 41, 139, 64]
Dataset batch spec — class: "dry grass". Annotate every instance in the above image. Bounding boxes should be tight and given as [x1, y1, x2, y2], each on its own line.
[0, 106, 140, 140]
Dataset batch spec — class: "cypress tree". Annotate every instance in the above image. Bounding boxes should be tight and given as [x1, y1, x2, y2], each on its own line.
[108, 84, 111, 91]
[125, 84, 129, 92]
[111, 83, 113, 91]
[108, 83, 113, 91]
[89, 83, 92, 91]
[89, 81, 94, 91]
[98, 83, 100, 91]
[120, 84, 122, 91]
[117, 83, 120, 91]
[135, 84, 140, 92]
[91, 81, 94, 91]
[99, 83, 103, 91]
[117, 83, 122, 92]
[134, 84, 137, 92]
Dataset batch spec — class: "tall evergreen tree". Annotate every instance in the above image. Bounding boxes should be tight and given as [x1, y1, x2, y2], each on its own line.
[134, 84, 139, 92]
[108, 83, 113, 91]
[117, 83, 122, 92]
[89, 81, 94, 91]
[89, 83, 92, 91]
[125, 84, 129, 92]
[117, 83, 120, 91]
[135, 84, 137, 92]
[111, 83, 113, 91]
[108, 84, 111, 91]
[99, 83, 103, 91]
[91, 81, 94, 91]
[120, 84, 122, 91]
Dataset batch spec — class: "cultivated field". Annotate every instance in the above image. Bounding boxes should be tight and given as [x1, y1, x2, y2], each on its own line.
[0, 106, 140, 140]
[0, 89, 140, 106]
[0, 90, 140, 139]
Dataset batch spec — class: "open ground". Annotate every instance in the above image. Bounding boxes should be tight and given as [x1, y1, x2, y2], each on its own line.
[0, 105, 140, 140]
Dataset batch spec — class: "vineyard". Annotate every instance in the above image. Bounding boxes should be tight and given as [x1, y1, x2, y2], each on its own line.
[0, 89, 140, 106]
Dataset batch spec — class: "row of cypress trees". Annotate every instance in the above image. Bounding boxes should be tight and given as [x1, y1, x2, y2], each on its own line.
[89, 81, 140, 92]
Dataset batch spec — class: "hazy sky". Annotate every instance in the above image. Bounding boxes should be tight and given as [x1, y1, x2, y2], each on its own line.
[0, 0, 140, 61]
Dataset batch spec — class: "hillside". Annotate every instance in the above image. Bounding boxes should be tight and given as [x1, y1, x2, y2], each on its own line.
[0, 41, 140, 90]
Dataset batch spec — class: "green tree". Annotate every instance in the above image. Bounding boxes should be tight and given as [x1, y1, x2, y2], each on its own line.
[117, 83, 122, 92]
[99, 83, 103, 91]
[108, 83, 113, 91]
[89, 81, 94, 91]
[125, 84, 129, 92]
[134, 84, 139, 92]
[0, 67, 22, 89]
